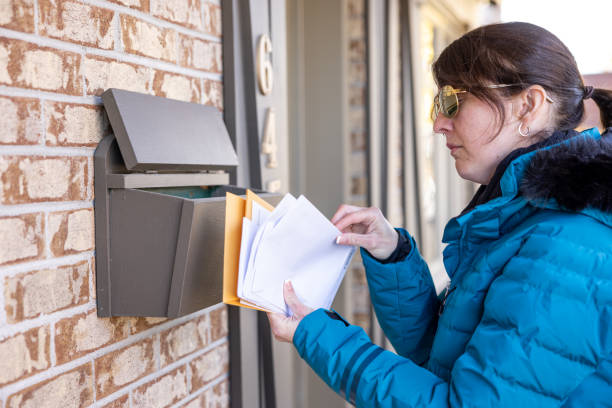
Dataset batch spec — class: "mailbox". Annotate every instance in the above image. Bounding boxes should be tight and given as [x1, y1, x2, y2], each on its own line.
[94, 88, 279, 317]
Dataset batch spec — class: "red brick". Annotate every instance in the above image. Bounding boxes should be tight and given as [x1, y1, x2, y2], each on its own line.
[348, 0, 365, 17]
[349, 86, 365, 107]
[202, 79, 222, 110]
[0, 213, 44, 266]
[4, 261, 89, 323]
[151, 0, 202, 31]
[209, 306, 227, 342]
[348, 16, 365, 39]
[90, 259, 96, 303]
[101, 394, 129, 408]
[0, 38, 82, 95]
[349, 62, 366, 84]
[350, 131, 366, 152]
[202, 2, 222, 37]
[129, 316, 167, 334]
[207, 380, 229, 408]
[45, 101, 109, 146]
[182, 395, 205, 408]
[0, 326, 50, 386]
[0, 156, 89, 204]
[6, 363, 93, 408]
[38, 0, 114, 49]
[48, 208, 94, 257]
[132, 367, 188, 408]
[83, 55, 154, 96]
[0, 0, 35, 33]
[153, 71, 201, 103]
[121, 15, 177, 63]
[189, 344, 229, 391]
[160, 315, 209, 367]
[95, 338, 155, 398]
[55, 309, 130, 364]
[0, 96, 42, 145]
[349, 39, 366, 61]
[108, 0, 149, 12]
[179, 34, 221, 73]
[351, 175, 367, 196]
[349, 107, 365, 131]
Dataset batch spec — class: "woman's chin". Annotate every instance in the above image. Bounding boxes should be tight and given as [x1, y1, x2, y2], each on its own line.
[454, 162, 486, 184]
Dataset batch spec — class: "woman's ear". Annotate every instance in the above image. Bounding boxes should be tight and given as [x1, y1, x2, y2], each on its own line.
[517, 85, 549, 121]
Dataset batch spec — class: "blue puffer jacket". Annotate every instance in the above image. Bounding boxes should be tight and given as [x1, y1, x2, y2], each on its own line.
[293, 128, 612, 407]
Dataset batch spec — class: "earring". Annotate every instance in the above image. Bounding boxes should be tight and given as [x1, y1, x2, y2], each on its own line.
[518, 122, 530, 137]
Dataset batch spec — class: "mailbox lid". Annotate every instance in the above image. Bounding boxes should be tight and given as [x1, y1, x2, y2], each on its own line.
[102, 88, 238, 172]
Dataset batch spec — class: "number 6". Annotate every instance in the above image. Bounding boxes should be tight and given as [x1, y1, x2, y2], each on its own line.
[257, 34, 274, 95]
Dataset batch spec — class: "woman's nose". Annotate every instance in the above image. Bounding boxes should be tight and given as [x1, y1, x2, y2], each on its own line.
[433, 114, 452, 135]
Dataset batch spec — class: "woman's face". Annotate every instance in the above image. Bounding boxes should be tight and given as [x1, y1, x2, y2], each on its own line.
[433, 91, 528, 185]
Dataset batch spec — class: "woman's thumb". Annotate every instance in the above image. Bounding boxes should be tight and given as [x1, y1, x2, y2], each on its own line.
[283, 281, 307, 317]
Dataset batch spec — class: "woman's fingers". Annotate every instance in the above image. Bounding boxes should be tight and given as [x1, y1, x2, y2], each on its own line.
[331, 204, 363, 225]
[333, 207, 376, 232]
[267, 281, 314, 343]
[336, 232, 375, 249]
[267, 312, 297, 343]
[338, 228, 399, 259]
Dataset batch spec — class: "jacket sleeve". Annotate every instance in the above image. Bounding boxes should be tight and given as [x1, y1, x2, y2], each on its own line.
[294, 224, 612, 408]
[361, 228, 439, 363]
[561, 354, 612, 407]
[293, 309, 449, 407]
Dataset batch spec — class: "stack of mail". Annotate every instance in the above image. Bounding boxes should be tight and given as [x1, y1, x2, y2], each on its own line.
[223, 190, 355, 315]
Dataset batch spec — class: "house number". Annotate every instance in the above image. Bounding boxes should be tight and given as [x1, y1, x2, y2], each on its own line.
[261, 108, 278, 168]
[256, 34, 274, 95]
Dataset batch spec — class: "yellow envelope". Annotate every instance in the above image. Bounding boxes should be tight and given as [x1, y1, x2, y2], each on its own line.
[222, 190, 275, 311]
[246, 189, 274, 219]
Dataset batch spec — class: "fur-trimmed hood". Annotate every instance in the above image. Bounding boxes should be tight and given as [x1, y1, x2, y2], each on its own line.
[520, 129, 612, 213]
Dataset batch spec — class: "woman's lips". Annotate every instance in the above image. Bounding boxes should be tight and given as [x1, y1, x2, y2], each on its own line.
[446, 144, 462, 154]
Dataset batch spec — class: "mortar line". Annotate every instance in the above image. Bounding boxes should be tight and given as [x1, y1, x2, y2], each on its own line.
[1, 323, 227, 399]
[0, 145, 96, 157]
[84, 339, 228, 408]
[0, 251, 95, 279]
[91, 360, 97, 403]
[0, 28, 223, 82]
[0, 86, 102, 105]
[44, 211, 51, 260]
[0, 200, 93, 217]
[114, 11, 122, 52]
[0, 270, 6, 326]
[39, 97, 46, 146]
[82, 0, 222, 43]
[33, 0, 39, 35]
[49, 320, 57, 366]
[169, 373, 229, 408]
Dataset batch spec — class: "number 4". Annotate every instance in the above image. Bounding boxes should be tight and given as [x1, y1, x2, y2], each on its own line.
[261, 108, 278, 169]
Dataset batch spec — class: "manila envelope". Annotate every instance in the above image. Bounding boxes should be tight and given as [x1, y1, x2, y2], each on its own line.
[222, 190, 275, 310]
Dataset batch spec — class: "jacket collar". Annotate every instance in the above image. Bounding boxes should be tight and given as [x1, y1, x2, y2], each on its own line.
[443, 127, 611, 243]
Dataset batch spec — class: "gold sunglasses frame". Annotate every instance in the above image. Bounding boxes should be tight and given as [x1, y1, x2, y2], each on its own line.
[432, 84, 555, 120]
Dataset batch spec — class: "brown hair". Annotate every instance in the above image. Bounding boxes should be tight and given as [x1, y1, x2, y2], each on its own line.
[432, 22, 612, 137]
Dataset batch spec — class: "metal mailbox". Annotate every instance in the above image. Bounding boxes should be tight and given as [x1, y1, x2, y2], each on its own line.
[94, 88, 279, 317]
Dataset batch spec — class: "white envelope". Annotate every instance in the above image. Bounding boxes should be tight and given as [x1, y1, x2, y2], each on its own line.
[237, 201, 272, 299]
[250, 195, 355, 314]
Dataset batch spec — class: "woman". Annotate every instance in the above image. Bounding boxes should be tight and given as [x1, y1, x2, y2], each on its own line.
[268, 22, 612, 407]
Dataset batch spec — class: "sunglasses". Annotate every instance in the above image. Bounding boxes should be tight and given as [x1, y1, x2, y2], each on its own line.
[432, 84, 555, 120]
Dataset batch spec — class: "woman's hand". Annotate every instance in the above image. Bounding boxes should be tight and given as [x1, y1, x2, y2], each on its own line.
[267, 281, 314, 343]
[332, 204, 398, 260]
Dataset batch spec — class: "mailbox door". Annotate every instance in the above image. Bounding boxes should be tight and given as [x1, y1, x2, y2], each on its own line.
[108, 188, 183, 317]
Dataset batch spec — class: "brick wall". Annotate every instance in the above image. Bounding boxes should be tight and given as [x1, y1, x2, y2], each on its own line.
[345, 0, 370, 332]
[0, 1, 228, 407]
